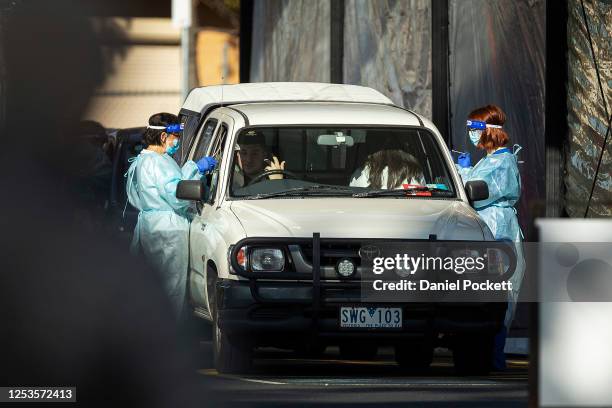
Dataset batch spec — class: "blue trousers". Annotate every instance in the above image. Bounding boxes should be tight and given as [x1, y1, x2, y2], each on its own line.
[493, 326, 507, 370]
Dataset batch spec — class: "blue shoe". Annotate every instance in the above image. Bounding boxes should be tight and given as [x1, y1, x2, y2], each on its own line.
[492, 326, 507, 371]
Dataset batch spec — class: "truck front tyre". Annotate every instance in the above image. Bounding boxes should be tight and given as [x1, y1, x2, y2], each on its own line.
[208, 266, 252, 374]
[394, 342, 434, 374]
[452, 333, 495, 375]
[212, 315, 252, 374]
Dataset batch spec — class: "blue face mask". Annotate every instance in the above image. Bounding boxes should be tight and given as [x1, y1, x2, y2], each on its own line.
[468, 130, 482, 146]
[166, 138, 180, 155]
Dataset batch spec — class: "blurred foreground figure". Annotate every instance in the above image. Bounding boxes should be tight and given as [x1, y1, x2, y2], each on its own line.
[73, 120, 113, 229]
[0, 1, 201, 406]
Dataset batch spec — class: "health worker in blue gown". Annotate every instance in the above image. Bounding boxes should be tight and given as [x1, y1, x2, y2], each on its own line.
[455, 104, 525, 370]
[126, 112, 217, 319]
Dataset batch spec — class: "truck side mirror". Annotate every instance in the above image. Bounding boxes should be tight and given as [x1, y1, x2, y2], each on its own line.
[464, 180, 489, 204]
[176, 180, 208, 201]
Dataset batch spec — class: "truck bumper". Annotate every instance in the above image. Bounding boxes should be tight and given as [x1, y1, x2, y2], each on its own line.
[216, 279, 505, 345]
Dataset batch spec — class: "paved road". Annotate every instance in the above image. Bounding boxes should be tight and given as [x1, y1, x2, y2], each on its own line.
[197, 346, 528, 408]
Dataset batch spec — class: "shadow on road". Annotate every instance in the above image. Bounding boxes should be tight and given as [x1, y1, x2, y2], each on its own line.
[196, 342, 528, 408]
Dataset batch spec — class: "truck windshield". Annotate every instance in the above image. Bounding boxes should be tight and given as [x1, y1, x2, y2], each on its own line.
[228, 127, 456, 199]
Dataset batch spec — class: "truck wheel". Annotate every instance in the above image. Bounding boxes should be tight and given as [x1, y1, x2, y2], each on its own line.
[212, 316, 251, 374]
[395, 342, 434, 374]
[452, 334, 494, 375]
[339, 343, 378, 360]
[208, 267, 252, 374]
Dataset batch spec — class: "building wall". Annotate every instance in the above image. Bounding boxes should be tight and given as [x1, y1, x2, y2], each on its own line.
[84, 13, 241, 129]
[196, 29, 240, 85]
[83, 18, 182, 129]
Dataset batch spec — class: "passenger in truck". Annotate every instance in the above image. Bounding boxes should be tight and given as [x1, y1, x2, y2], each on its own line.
[350, 147, 426, 189]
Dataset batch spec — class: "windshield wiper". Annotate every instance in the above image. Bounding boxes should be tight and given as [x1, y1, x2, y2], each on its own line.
[243, 185, 355, 200]
[353, 187, 453, 198]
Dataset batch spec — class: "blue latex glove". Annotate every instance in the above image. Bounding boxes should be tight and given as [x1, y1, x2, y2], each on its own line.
[457, 152, 471, 168]
[196, 156, 218, 173]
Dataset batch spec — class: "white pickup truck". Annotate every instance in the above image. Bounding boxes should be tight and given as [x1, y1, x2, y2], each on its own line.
[174, 82, 507, 374]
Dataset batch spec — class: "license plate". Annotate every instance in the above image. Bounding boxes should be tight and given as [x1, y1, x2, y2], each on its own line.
[339, 306, 402, 329]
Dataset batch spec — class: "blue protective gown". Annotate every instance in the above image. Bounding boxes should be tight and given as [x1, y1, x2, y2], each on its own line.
[457, 147, 524, 328]
[126, 149, 201, 318]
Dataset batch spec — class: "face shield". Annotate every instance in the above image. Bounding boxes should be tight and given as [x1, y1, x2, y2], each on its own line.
[466, 120, 502, 146]
[148, 123, 184, 154]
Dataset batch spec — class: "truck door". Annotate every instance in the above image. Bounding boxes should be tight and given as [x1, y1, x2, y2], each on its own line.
[188, 116, 233, 313]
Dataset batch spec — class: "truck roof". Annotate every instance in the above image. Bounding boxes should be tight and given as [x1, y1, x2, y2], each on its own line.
[227, 102, 424, 127]
[181, 82, 395, 114]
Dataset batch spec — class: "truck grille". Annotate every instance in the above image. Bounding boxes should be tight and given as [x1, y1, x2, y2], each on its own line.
[299, 242, 363, 268]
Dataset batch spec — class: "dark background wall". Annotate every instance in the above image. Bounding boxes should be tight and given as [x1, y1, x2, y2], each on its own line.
[250, 0, 331, 82]
[343, 0, 432, 116]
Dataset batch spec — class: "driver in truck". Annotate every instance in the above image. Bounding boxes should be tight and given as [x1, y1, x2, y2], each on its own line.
[233, 130, 286, 187]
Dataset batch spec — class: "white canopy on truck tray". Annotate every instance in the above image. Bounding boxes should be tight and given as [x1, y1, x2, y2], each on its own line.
[181, 82, 395, 114]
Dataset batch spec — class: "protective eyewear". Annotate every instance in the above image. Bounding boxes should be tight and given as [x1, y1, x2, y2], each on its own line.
[147, 123, 184, 135]
[466, 120, 503, 130]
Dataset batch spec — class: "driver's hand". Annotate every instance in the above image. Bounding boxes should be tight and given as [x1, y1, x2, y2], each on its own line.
[265, 156, 286, 180]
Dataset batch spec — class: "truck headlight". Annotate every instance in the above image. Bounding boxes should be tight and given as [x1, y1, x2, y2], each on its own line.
[486, 248, 510, 276]
[448, 248, 483, 275]
[251, 248, 285, 272]
[447, 247, 511, 276]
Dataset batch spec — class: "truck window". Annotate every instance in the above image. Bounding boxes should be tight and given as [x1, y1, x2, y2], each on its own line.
[192, 118, 218, 161]
[177, 112, 202, 165]
[229, 127, 456, 198]
[206, 123, 229, 204]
